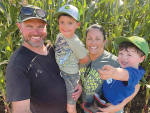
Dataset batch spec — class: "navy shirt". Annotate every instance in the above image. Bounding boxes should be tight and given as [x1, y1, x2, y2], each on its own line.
[6, 45, 67, 113]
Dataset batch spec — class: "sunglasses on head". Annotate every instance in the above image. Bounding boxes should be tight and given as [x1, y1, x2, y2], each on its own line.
[84, 62, 92, 78]
[20, 7, 46, 18]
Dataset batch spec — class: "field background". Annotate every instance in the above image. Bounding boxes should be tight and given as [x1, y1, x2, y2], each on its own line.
[0, 0, 150, 112]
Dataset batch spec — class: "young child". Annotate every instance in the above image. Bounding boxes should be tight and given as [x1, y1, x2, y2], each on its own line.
[54, 4, 89, 113]
[82, 36, 149, 112]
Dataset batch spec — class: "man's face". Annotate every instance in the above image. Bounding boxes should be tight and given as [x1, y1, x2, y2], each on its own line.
[17, 19, 47, 48]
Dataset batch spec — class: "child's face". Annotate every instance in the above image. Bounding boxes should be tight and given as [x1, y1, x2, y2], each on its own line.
[118, 47, 145, 69]
[58, 15, 80, 38]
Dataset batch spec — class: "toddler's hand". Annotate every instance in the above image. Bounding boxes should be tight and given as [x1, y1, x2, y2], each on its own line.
[98, 65, 114, 80]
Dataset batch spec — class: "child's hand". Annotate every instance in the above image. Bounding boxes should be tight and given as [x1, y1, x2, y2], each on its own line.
[98, 65, 114, 80]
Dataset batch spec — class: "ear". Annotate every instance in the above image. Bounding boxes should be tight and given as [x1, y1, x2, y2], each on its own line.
[17, 22, 23, 33]
[76, 22, 81, 28]
[139, 55, 145, 63]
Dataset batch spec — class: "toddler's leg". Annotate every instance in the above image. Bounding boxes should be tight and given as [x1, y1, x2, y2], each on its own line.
[60, 71, 80, 113]
[67, 104, 77, 113]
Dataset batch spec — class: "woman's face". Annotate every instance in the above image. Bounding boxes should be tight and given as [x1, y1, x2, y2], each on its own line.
[86, 28, 106, 57]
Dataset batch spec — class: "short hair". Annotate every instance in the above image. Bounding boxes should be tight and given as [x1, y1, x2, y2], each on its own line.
[85, 24, 106, 40]
[119, 41, 145, 57]
[58, 13, 77, 21]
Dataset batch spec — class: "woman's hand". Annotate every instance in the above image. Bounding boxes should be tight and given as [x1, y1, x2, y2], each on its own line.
[96, 103, 119, 113]
[71, 81, 82, 101]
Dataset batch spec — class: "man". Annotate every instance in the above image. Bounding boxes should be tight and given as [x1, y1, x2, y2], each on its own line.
[6, 5, 82, 113]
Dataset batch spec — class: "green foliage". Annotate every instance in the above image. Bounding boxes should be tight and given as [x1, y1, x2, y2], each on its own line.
[0, 0, 150, 112]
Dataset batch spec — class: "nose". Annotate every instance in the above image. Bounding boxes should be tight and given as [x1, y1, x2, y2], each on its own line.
[91, 39, 97, 44]
[122, 54, 127, 59]
[32, 28, 40, 35]
[63, 23, 69, 29]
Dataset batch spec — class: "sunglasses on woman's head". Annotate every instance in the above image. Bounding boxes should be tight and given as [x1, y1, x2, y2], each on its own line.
[84, 62, 92, 78]
[20, 7, 46, 18]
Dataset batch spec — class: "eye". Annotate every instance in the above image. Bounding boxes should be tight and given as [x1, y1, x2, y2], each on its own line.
[87, 37, 92, 40]
[39, 25, 45, 28]
[60, 21, 64, 24]
[69, 22, 72, 25]
[26, 25, 32, 28]
[119, 52, 122, 55]
[128, 54, 132, 56]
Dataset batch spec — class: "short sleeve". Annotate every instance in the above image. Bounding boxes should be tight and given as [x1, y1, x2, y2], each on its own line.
[65, 35, 87, 59]
[6, 66, 31, 102]
[124, 67, 145, 88]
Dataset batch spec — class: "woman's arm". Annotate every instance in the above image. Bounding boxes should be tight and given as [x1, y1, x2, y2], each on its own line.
[97, 84, 140, 113]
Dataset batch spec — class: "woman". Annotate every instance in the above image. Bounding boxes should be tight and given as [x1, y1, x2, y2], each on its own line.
[79, 24, 140, 113]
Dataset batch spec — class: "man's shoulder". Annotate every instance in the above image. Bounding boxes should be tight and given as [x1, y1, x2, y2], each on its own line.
[8, 46, 36, 68]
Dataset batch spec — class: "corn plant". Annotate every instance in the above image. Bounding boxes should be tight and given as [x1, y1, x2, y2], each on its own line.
[0, 0, 150, 113]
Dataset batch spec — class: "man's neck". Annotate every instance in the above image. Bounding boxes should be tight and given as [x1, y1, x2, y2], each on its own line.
[22, 42, 48, 55]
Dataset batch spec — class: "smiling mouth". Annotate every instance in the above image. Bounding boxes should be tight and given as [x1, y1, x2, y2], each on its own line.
[31, 37, 41, 39]
[90, 47, 97, 49]
[63, 30, 69, 32]
[121, 61, 127, 65]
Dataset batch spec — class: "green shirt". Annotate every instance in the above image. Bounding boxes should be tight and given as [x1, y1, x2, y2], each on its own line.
[80, 50, 123, 113]
[55, 33, 87, 74]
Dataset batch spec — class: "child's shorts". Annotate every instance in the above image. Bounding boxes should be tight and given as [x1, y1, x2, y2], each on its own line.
[60, 71, 80, 105]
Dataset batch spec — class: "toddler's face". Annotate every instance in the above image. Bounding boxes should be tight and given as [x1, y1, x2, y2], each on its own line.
[58, 15, 80, 38]
[118, 47, 144, 69]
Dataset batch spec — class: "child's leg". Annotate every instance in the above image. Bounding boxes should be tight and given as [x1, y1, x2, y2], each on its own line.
[67, 104, 77, 113]
[60, 71, 80, 113]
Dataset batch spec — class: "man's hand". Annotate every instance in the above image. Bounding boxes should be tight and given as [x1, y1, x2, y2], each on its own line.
[98, 65, 114, 80]
[71, 81, 82, 101]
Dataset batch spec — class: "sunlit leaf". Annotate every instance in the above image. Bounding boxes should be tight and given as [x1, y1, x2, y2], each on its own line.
[0, 24, 18, 41]
[0, 1, 11, 21]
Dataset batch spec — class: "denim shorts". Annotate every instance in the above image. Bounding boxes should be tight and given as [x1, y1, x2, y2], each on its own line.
[60, 71, 80, 105]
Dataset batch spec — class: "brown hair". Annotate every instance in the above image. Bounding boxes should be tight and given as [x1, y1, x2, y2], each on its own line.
[119, 41, 145, 57]
[86, 24, 106, 40]
[58, 13, 78, 22]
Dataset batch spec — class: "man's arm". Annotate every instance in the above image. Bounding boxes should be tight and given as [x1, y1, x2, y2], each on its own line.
[12, 99, 31, 113]
[79, 55, 89, 64]
[98, 65, 129, 81]
[71, 80, 82, 101]
[97, 84, 140, 113]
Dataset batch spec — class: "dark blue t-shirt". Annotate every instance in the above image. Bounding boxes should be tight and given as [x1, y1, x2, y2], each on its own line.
[102, 66, 145, 105]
